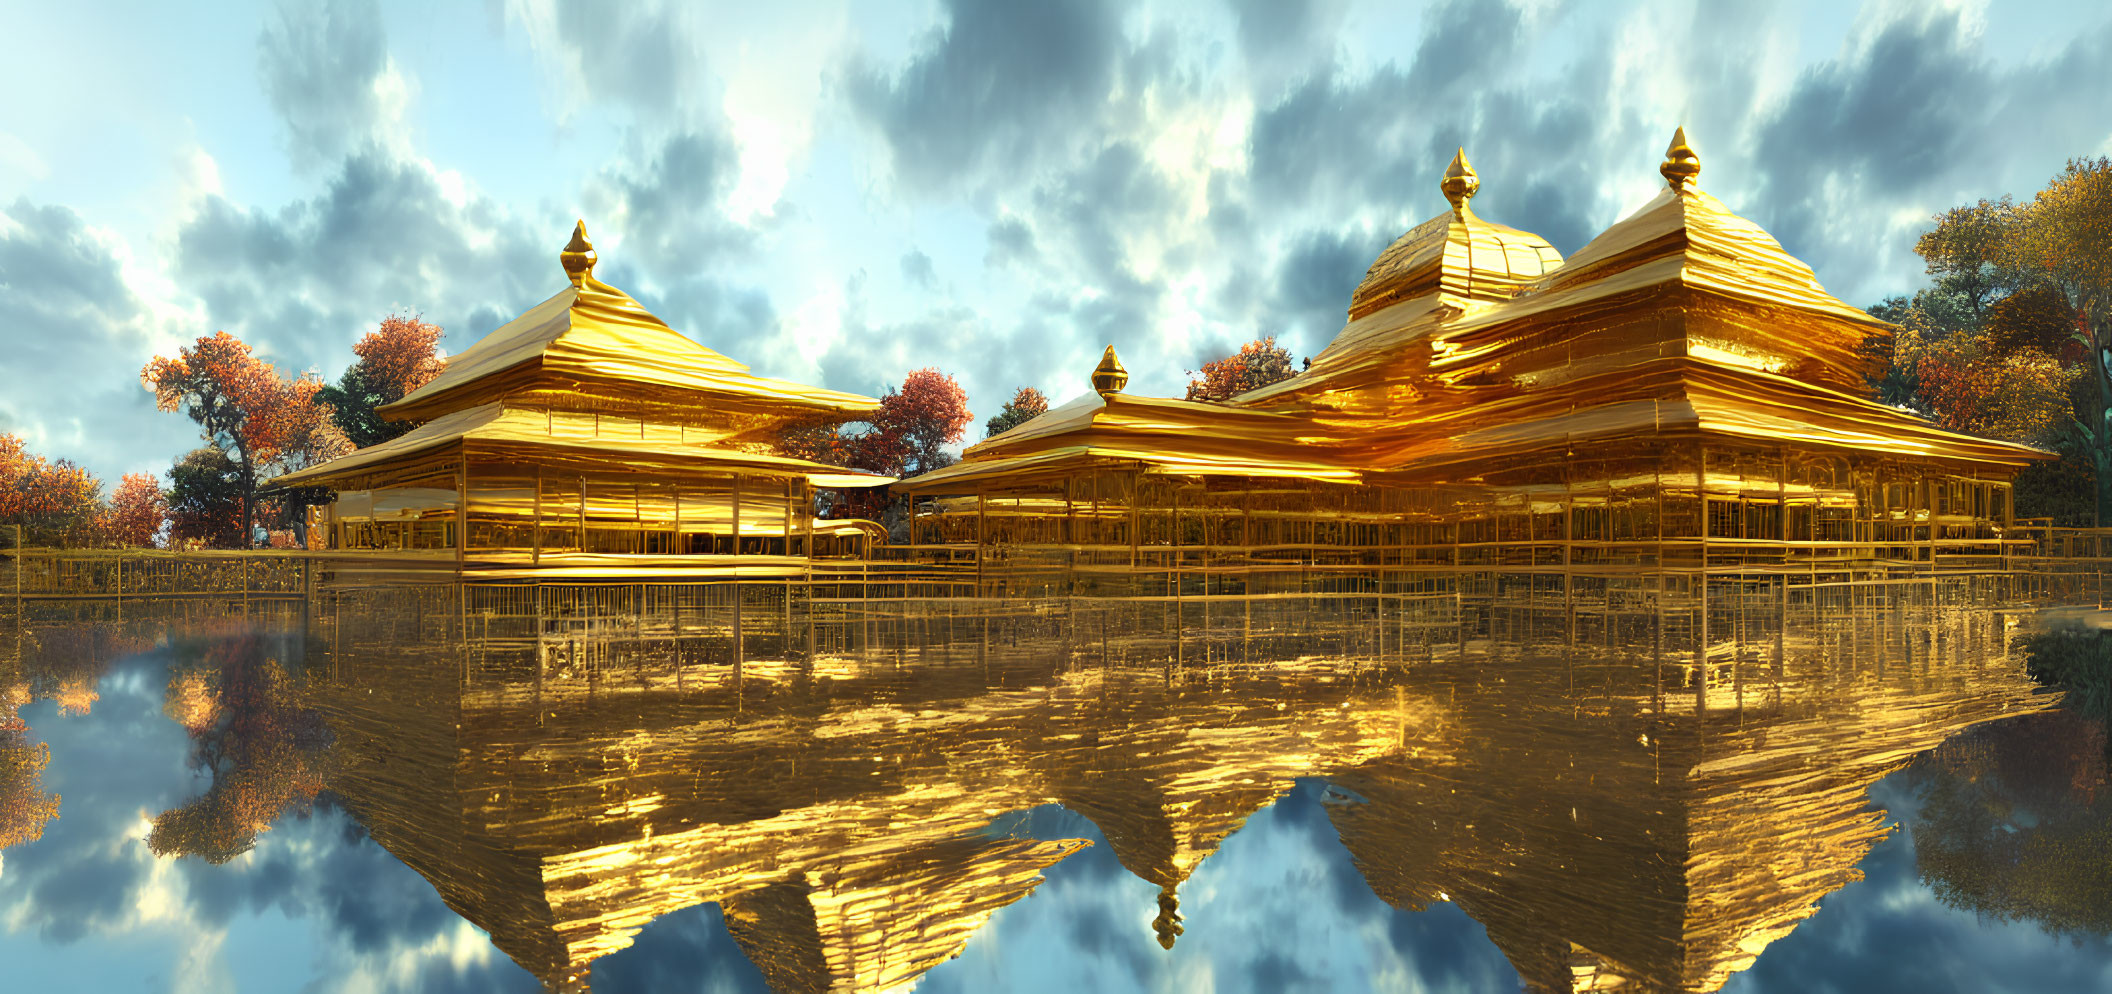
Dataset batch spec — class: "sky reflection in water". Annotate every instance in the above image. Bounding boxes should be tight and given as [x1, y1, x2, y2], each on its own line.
[0, 589, 2108, 993]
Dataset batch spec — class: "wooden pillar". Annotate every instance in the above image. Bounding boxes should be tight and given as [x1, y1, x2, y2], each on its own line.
[456, 458, 469, 570]
[732, 474, 743, 556]
[532, 465, 544, 566]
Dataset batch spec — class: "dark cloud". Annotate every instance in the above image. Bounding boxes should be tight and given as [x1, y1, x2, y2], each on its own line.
[257, 0, 398, 169]
[1226, 0, 1345, 68]
[900, 248, 937, 290]
[173, 150, 552, 379]
[0, 199, 196, 480]
[536, 4, 714, 120]
[846, 0, 1129, 193]
[588, 130, 751, 274]
[1746, 10, 2112, 302]
[986, 216, 1037, 268]
[1750, 10, 1991, 269]
[1266, 226, 1388, 358]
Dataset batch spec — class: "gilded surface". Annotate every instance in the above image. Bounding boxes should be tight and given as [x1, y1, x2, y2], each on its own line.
[911, 131, 2048, 502]
[280, 571, 2054, 992]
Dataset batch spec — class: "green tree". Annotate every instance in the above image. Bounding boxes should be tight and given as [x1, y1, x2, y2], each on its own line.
[315, 314, 445, 448]
[1917, 158, 2112, 523]
[167, 447, 245, 549]
[984, 386, 1050, 439]
[1906, 708, 2112, 936]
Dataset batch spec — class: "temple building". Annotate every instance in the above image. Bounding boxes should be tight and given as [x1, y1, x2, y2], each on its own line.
[272, 223, 892, 578]
[899, 132, 2052, 584]
[1326, 593, 2049, 993]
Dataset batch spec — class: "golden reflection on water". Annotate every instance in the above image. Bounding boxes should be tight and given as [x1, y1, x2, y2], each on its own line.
[0, 575, 2068, 992]
[286, 575, 2047, 993]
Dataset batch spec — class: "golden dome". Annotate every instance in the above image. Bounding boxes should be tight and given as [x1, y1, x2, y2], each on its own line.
[1347, 149, 1562, 321]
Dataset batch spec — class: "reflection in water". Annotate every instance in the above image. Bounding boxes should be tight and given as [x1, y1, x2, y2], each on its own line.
[146, 633, 334, 864]
[0, 577, 2100, 992]
[1906, 709, 2111, 936]
[287, 575, 2054, 993]
[0, 595, 307, 862]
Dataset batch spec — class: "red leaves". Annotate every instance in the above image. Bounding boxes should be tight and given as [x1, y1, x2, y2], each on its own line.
[843, 367, 973, 477]
[102, 473, 167, 547]
[1185, 337, 1296, 402]
[0, 433, 104, 546]
[140, 331, 350, 473]
[140, 331, 351, 541]
[351, 314, 445, 399]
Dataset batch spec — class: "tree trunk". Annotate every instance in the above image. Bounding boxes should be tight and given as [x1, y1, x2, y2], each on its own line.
[2097, 338, 2112, 529]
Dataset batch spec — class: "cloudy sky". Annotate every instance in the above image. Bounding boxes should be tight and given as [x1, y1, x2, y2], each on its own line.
[3, 0, 2110, 487]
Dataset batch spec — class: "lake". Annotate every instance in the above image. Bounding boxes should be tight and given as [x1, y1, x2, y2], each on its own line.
[1, 579, 2108, 993]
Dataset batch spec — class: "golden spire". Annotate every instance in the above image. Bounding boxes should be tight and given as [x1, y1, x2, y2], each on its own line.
[1092, 345, 1128, 397]
[1441, 148, 1480, 218]
[1660, 127, 1700, 191]
[1153, 885, 1184, 949]
[561, 220, 596, 288]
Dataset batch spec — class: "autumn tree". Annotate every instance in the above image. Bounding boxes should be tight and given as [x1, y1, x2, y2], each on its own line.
[141, 332, 351, 545]
[2001, 157, 2112, 523]
[984, 386, 1050, 439]
[0, 720, 60, 852]
[776, 369, 972, 528]
[146, 637, 333, 864]
[315, 314, 446, 448]
[1906, 707, 2111, 937]
[0, 433, 104, 547]
[1914, 198, 2030, 320]
[100, 473, 167, 548]
[842, 367, 973, 478]
[1185, 337, 1298, 402]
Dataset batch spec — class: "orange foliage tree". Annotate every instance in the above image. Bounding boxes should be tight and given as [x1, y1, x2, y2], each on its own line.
[780, 368, 972, 524]
[1185, 336, 1297, 402]
[2003, 157, 2112, 522]
[147, 637, 332, 864]
[1895, 323, 2078, 446]
[141, 332, 350, 546]
[983, 386, 1050, 438]
[830, 367, 972, 478]
[0, 433, 104, 546]
[100, 472, 167, 547]
[316, 314, 446, 449]
[0, 719, 60, 853]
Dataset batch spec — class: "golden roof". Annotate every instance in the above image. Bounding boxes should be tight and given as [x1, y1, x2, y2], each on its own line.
[1346, 149, 1563, 321]
[1241, 133, 2045, 475]
[379, 222, 878, 427]
[899, 349, 1358, 491]
[271, 402, 893, 489]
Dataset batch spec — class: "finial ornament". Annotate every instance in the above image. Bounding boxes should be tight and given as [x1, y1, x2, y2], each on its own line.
[1091, 345, 1129, 397]
[1441, 148, 1480, 217]
[1660, 127, 1700, 191]
[561, 220, 596, 288]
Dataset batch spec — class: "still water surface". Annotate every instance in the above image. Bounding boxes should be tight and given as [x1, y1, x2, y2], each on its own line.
[1, 585, 2108, 993]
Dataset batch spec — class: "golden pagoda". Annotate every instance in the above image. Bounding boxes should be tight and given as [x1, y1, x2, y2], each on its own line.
[899, 132, 2053, 582]
[301, 579, 1424, 989]
[1328, 589, 2051, 993]
[272, 222, 893, 577]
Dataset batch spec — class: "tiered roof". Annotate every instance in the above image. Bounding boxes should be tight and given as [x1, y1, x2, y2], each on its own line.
[907, 130, 2049, 494]
[900, 346, 1358, 492]
[276, 222, 890, 490]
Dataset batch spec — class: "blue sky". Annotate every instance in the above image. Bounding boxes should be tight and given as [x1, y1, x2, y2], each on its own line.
[3, 0, 2110, 488]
